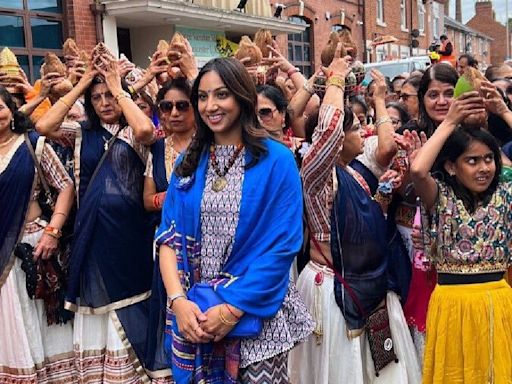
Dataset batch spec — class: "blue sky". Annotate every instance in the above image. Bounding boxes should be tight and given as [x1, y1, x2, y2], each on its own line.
[450, 0, 508, 24]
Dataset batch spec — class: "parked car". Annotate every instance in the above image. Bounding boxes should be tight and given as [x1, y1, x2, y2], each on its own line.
[362, 56, 432, 83]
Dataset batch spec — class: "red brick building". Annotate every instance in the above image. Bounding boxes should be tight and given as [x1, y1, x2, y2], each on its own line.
[364, 0, 445, 62]
[466, 1, 512, 65]
[444, 16, 492, 69]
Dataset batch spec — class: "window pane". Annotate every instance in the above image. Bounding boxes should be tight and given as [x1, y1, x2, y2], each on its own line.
[17, 55, 29, 81]
[32, 55, 45, 80]
[31, 18, 62, 49]
[303, 28, 310, 41]
[294, 45, 303, 61]
[304, 45, 310, 61]
[0, 1, 23, 9]
[288, 43, 293, 61]
[0, 15, 25, 48]
[28, 0, 62, 13]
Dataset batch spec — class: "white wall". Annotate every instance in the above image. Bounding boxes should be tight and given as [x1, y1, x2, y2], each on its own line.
[103, 15, 119, 58]
[129, 25, 175, 67]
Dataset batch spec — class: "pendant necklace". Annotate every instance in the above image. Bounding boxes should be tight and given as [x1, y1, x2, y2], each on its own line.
[209, 143, 244, 192]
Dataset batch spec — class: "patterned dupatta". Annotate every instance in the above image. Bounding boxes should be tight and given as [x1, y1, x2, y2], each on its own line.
[154, 138, 303, 383]
[0, 133, 36, 288]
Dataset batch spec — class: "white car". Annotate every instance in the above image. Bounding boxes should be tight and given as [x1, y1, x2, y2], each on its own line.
[362, 56, 432, 83]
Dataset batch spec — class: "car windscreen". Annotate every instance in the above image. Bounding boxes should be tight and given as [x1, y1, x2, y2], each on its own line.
[364, 63, 411, 81]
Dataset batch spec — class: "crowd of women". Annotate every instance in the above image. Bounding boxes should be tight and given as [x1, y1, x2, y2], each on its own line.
[0, 31, 511, 384]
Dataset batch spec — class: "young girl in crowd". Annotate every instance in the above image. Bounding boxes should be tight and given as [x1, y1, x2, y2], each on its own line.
[155, 57, 313, 383]
[411, 90, 512, 383]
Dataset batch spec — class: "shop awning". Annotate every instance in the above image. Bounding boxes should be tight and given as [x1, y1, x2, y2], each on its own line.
[100, 0, 307, 34]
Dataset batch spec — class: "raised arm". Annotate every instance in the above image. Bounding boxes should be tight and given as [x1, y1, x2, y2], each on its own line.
[410, 91, 484, 210]
[96, 56, 155, 144]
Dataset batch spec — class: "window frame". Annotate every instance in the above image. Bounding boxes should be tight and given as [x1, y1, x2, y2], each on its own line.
[417, 0, 425, 33]
[0, 0, 67, 82]
[377, 0, 384, 25]
[400, 0, 407, 30]
[287, 16, 313, 79]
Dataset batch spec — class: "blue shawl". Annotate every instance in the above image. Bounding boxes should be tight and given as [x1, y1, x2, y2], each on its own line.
[154, 138, 303, 383]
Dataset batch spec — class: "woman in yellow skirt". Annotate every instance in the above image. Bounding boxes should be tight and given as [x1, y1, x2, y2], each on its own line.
[410, 87, 512, 384]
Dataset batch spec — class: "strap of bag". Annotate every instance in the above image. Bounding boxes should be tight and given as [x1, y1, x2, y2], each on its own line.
[83, 126, 124, 198]
[307, 223, 367, 318]
[24, 133, 54, 206]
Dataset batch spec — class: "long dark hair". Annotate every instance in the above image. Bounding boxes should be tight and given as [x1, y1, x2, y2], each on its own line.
[0, 86, 34, 134]
[418, 64, 458, 137]
[175, 57, 268, 177]
[386, 102, 411, 125]
[432, 127, 501, 213]
[83, 77, 129, 129]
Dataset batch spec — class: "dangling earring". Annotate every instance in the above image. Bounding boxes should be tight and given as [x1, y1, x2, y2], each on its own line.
[10, 119, 15, 131]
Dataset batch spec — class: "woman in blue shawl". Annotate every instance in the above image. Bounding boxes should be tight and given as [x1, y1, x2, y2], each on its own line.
[36, 51, 171, 382]
[155, 57, 313, 383]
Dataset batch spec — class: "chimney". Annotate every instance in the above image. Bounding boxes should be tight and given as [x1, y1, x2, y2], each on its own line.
[475, 1, 493, 19]
[455, 0, 462, 22]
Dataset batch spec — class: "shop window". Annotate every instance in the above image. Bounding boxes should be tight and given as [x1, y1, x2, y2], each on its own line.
[287, 16, 312, 78]
[0, 1, 64, 81]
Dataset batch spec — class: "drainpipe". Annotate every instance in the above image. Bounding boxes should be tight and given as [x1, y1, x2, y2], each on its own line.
[90, 1, 105, 43]
[361, 0, 367, 63]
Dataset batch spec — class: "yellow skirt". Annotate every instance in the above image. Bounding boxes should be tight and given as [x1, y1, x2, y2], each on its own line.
[423, 279, 512, 384]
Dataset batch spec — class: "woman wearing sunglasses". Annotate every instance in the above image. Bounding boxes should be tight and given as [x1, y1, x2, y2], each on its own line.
[143, 78, 196, 221]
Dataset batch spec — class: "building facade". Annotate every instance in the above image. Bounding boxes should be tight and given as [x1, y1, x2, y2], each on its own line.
[444, 16, 492, 69]
[466, 1, 512, 65]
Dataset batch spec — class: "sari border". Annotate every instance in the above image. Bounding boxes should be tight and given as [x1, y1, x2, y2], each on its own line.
[109, 310, 151, 384]
[64, 290, 151, 315]
[74, 126, 82, 208]
[0, 139, 39, 289]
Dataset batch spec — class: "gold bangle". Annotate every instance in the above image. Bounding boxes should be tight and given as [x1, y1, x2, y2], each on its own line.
[59, 97, 72, 109]
[325, 76, 345, 90]
[219, 305, 239, 326]
[51, 212, 68, 219]
[115, 91, 131, 103]
[375, 116, 393, 129]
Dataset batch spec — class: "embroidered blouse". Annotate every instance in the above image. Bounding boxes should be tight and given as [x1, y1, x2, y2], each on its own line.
[201, 145, 314, 368]
[301, 104, 344, 242]
[425, 181, 512, 274]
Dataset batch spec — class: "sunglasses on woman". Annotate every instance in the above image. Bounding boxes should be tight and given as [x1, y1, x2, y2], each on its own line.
[159, 100, 190, 113]
[257, 107, 277, 119]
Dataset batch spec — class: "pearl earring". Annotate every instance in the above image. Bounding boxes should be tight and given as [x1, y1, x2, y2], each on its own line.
[10, 119, 15, 131]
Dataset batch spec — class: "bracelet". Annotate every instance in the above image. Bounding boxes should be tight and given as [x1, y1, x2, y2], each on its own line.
[325, 76, 345, 90]
[51, 212, 67, 219]
[58, 97, 72, 109]
[44, 225, 62, 239]
[167, 293, 186, 309]
[374, 116, 393, 129]
[219, 305, 239, 326]
[127, 85, 136, 96]
[115, 91, 131, 103]
[287, 67, 300, 77]
[225, 304, 241, 320]
[302, 82, 315, 95]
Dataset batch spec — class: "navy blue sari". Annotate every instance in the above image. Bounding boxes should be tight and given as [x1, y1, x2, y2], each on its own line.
[0, 133, 36, 287]
[65, 122, 161, 374]
[331, 166, 389, 330]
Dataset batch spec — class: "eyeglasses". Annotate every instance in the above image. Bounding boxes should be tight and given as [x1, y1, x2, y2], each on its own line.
[399, 93, 418, 101]
[257, 107, 277, 119]
[390, 118, 401, 126]
[158, 100, 190, 113]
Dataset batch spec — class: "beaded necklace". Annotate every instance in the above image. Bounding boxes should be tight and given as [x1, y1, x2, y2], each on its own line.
[209, 143, 244, 192]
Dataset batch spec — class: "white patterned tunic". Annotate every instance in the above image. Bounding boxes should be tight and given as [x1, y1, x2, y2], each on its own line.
[199, 145, 314, 368]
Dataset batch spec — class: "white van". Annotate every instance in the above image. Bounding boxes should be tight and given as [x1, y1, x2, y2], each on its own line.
[362, 56, 432, 83]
